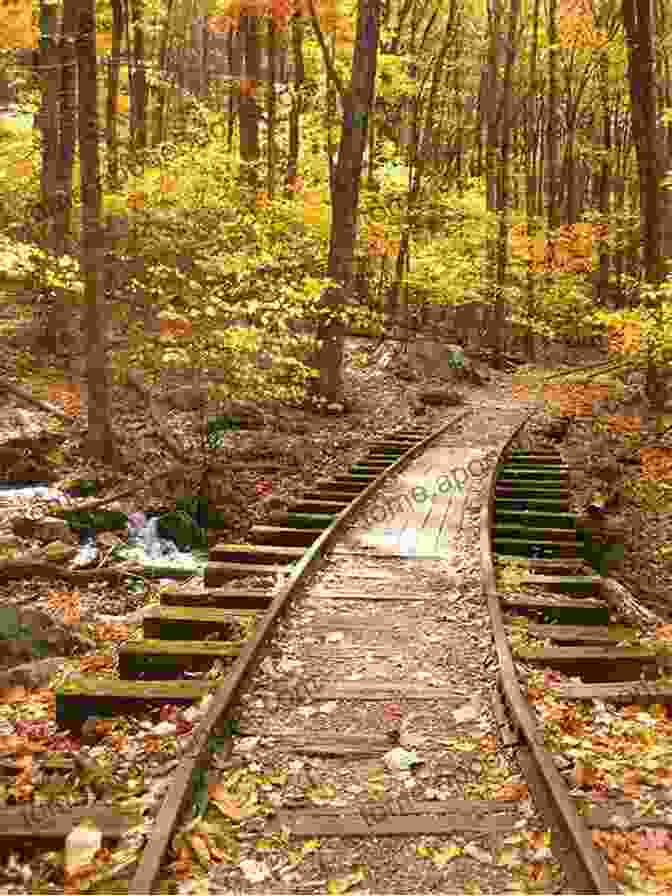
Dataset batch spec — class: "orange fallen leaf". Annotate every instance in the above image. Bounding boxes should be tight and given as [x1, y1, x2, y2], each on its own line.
[494, 781, 529, 801]
[622, 768, 642, 798]
[109, 734, 128, 751]
[526, 862, 545, 881]
[94, 623, 131, 642]
[574, 762, 600, 788]
[0, 686, 27, 704]
[0, 735, 24, 753]
[79, 654, 114, 673]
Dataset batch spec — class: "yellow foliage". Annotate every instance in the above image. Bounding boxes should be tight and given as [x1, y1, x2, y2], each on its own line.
[608, 320, 641, 354]
[0, 0, 36, 49]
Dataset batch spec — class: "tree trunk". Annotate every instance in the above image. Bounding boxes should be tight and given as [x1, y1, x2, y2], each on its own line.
[37, 0, 61, 252]
[239, 13, 261, 188]
[152, 0, 175, 145]
[492, 0, 521, 363]
[285, 14, 305, 190]
[623, 0, 666, 407]
[309, 0, 381, 403]
[55, 0, 77, 251]
[130, 0, 147, 155]
[266, 18, 277, 197]
[546, 0, 559, 231]
[105, 0, 123, 186]
[77, 0, 117, 464]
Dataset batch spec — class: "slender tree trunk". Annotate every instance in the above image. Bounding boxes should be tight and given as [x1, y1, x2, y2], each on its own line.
[492, 0, 520, 364]
[130, 0, 147, 154]
[523, 0, 539, 359]
[77, 0, 117, 464]
[106, 0, 123, 186]
[309, 0, 381, 403]
[152, 0, 175, 145]
[286, 14, 305, 190]
[239, 13, 261, 188]
[37, 0, 60, 251]
[595, 49, 612, 303]
[546, 0, 559, 231]
[267, 18, 277, 197]
[55, 0, 77, 252]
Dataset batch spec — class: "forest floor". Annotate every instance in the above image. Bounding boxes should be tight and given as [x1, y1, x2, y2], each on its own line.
[0, 326, 671, 892]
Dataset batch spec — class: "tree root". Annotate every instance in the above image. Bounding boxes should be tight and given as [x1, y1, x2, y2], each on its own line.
[0, 560, 145, 585]
[599, 575, 662, 629]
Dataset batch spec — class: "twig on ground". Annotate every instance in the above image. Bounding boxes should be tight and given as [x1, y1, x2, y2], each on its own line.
[0, 376, 77, 423]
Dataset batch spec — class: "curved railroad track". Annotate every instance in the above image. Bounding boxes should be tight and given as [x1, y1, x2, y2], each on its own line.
[485, 414, 672, 895]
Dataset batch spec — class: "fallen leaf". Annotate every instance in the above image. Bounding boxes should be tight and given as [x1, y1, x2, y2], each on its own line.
[1, 687, 27, 704]
[432, 844, 463, 866]
[452, 698, 482, 724]
[79, 655, 114, 673]
[327, 865, 366, 894]
[383, 703, 403, 721]
[65, 819, 102, 876]
[493, 781, 529, 801]
[239, 858, 270, 883]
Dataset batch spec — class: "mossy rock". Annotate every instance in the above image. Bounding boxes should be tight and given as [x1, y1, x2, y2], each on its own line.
[157, 510, 207, 550]
[58, 509, 128, 531]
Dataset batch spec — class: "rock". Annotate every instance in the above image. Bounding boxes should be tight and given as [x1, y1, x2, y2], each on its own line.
[419, 388, 464, 407]
[12, 515, 75, 543]
[326, 402, 345, 415]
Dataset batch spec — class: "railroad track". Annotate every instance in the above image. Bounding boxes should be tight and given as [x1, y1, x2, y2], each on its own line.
[50, 410, 476, 892]
[485, 419, 672, 894]
[9, 393, 661, 893]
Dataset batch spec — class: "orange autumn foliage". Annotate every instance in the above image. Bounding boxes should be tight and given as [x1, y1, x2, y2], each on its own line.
[510, 222, 607, 273]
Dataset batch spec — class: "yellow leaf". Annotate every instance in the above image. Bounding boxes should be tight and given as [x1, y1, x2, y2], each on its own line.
[431, 844, 462, 866]
[326, 866, 366, 894]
